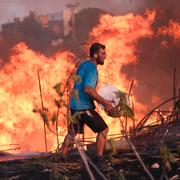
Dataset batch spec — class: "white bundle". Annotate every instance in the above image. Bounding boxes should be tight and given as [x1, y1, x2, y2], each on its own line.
[98, 84, 133, 118]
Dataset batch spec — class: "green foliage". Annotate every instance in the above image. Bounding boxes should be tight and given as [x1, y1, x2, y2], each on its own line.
[53, 83, 63, 97]
[118, 173, 126, 180]
[115, 91, 126, 101]
[67, 111, 75, 125]
[70, 74, 81, 84]
[50, 113, 57, 125]
[107, 91, 134, 118]
[53, 83, 68, 109]
[40, 111, 49, 126]
[67, 111, 84, 125]
[54, 100, 61, 108]
[50, 173, 68, 180]
[160, 145, 175, 171]
[72, 89, 79, 102]
[69, 74, 81, 103]
[49, 164, 69, 180]
[119, 102, 134, 118]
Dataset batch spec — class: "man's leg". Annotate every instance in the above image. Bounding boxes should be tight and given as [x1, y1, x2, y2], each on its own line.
[61, 109, 81, 155]
[83, 110, 109, 157]
[96, 127, 109, 157]
[60, 133, 75, 155]
[96, 127, 113, 171]
[61, 122, 78, 155]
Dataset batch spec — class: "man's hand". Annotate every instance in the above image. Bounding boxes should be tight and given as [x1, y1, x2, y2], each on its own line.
[102, 99, 114, 113]
[84, 86, 114, 112]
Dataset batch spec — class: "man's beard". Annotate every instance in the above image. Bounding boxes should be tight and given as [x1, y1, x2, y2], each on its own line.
[97, 58, 104, 65]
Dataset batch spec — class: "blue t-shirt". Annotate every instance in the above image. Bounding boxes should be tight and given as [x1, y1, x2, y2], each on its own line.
[70, 60, 98, 110]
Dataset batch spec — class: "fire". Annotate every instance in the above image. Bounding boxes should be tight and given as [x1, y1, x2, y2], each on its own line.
[0, 43, 75, 152]
[0, 10, 178, 153]
[84, 11, 156, 137]
[158, 20, 180, 43]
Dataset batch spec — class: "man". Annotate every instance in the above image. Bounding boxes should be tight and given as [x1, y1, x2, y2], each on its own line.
[61, 43, 113, 163]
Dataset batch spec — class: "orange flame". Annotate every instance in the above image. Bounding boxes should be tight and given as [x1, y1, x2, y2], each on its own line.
[84, 11, 156, 137]
[158, 20, 180, 43]
[0, 43, 75, 152]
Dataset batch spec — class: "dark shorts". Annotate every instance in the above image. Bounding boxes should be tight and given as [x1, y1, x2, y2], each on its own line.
[68, 109, 108, 134]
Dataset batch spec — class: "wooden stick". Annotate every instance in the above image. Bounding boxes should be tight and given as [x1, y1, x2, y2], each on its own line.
[74, 140, 96, 180]
[55, 109, 60, 149]
[125, 80, 134, 133]
[128, 80, 134, 98]
[120, 119, 155, 180]
[173, 68, 176, 109]
[38, 69, 48, 152]
[136, 96, 179, 130]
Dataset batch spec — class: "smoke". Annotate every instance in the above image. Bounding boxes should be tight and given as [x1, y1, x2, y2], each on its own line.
[121, 0, 180, 110]
[1, 0, 179, 25]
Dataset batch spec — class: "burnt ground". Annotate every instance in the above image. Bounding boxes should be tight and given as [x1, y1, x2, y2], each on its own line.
[0, 119, 179, 180]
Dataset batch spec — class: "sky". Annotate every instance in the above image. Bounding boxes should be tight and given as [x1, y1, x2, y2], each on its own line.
[0, 0, 142, 25]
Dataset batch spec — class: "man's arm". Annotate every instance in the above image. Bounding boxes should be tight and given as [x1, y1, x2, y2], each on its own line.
[84, 86, 113, 112]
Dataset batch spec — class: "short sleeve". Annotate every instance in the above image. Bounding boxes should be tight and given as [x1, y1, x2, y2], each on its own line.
[84, 68, 98, 89]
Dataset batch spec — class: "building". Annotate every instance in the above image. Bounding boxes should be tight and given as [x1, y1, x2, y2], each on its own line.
[39, 15, 48, 28]
[39, 11, 64, 36]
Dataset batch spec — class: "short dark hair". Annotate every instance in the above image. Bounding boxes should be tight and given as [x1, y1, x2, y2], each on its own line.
[89, 43, 105, 58]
